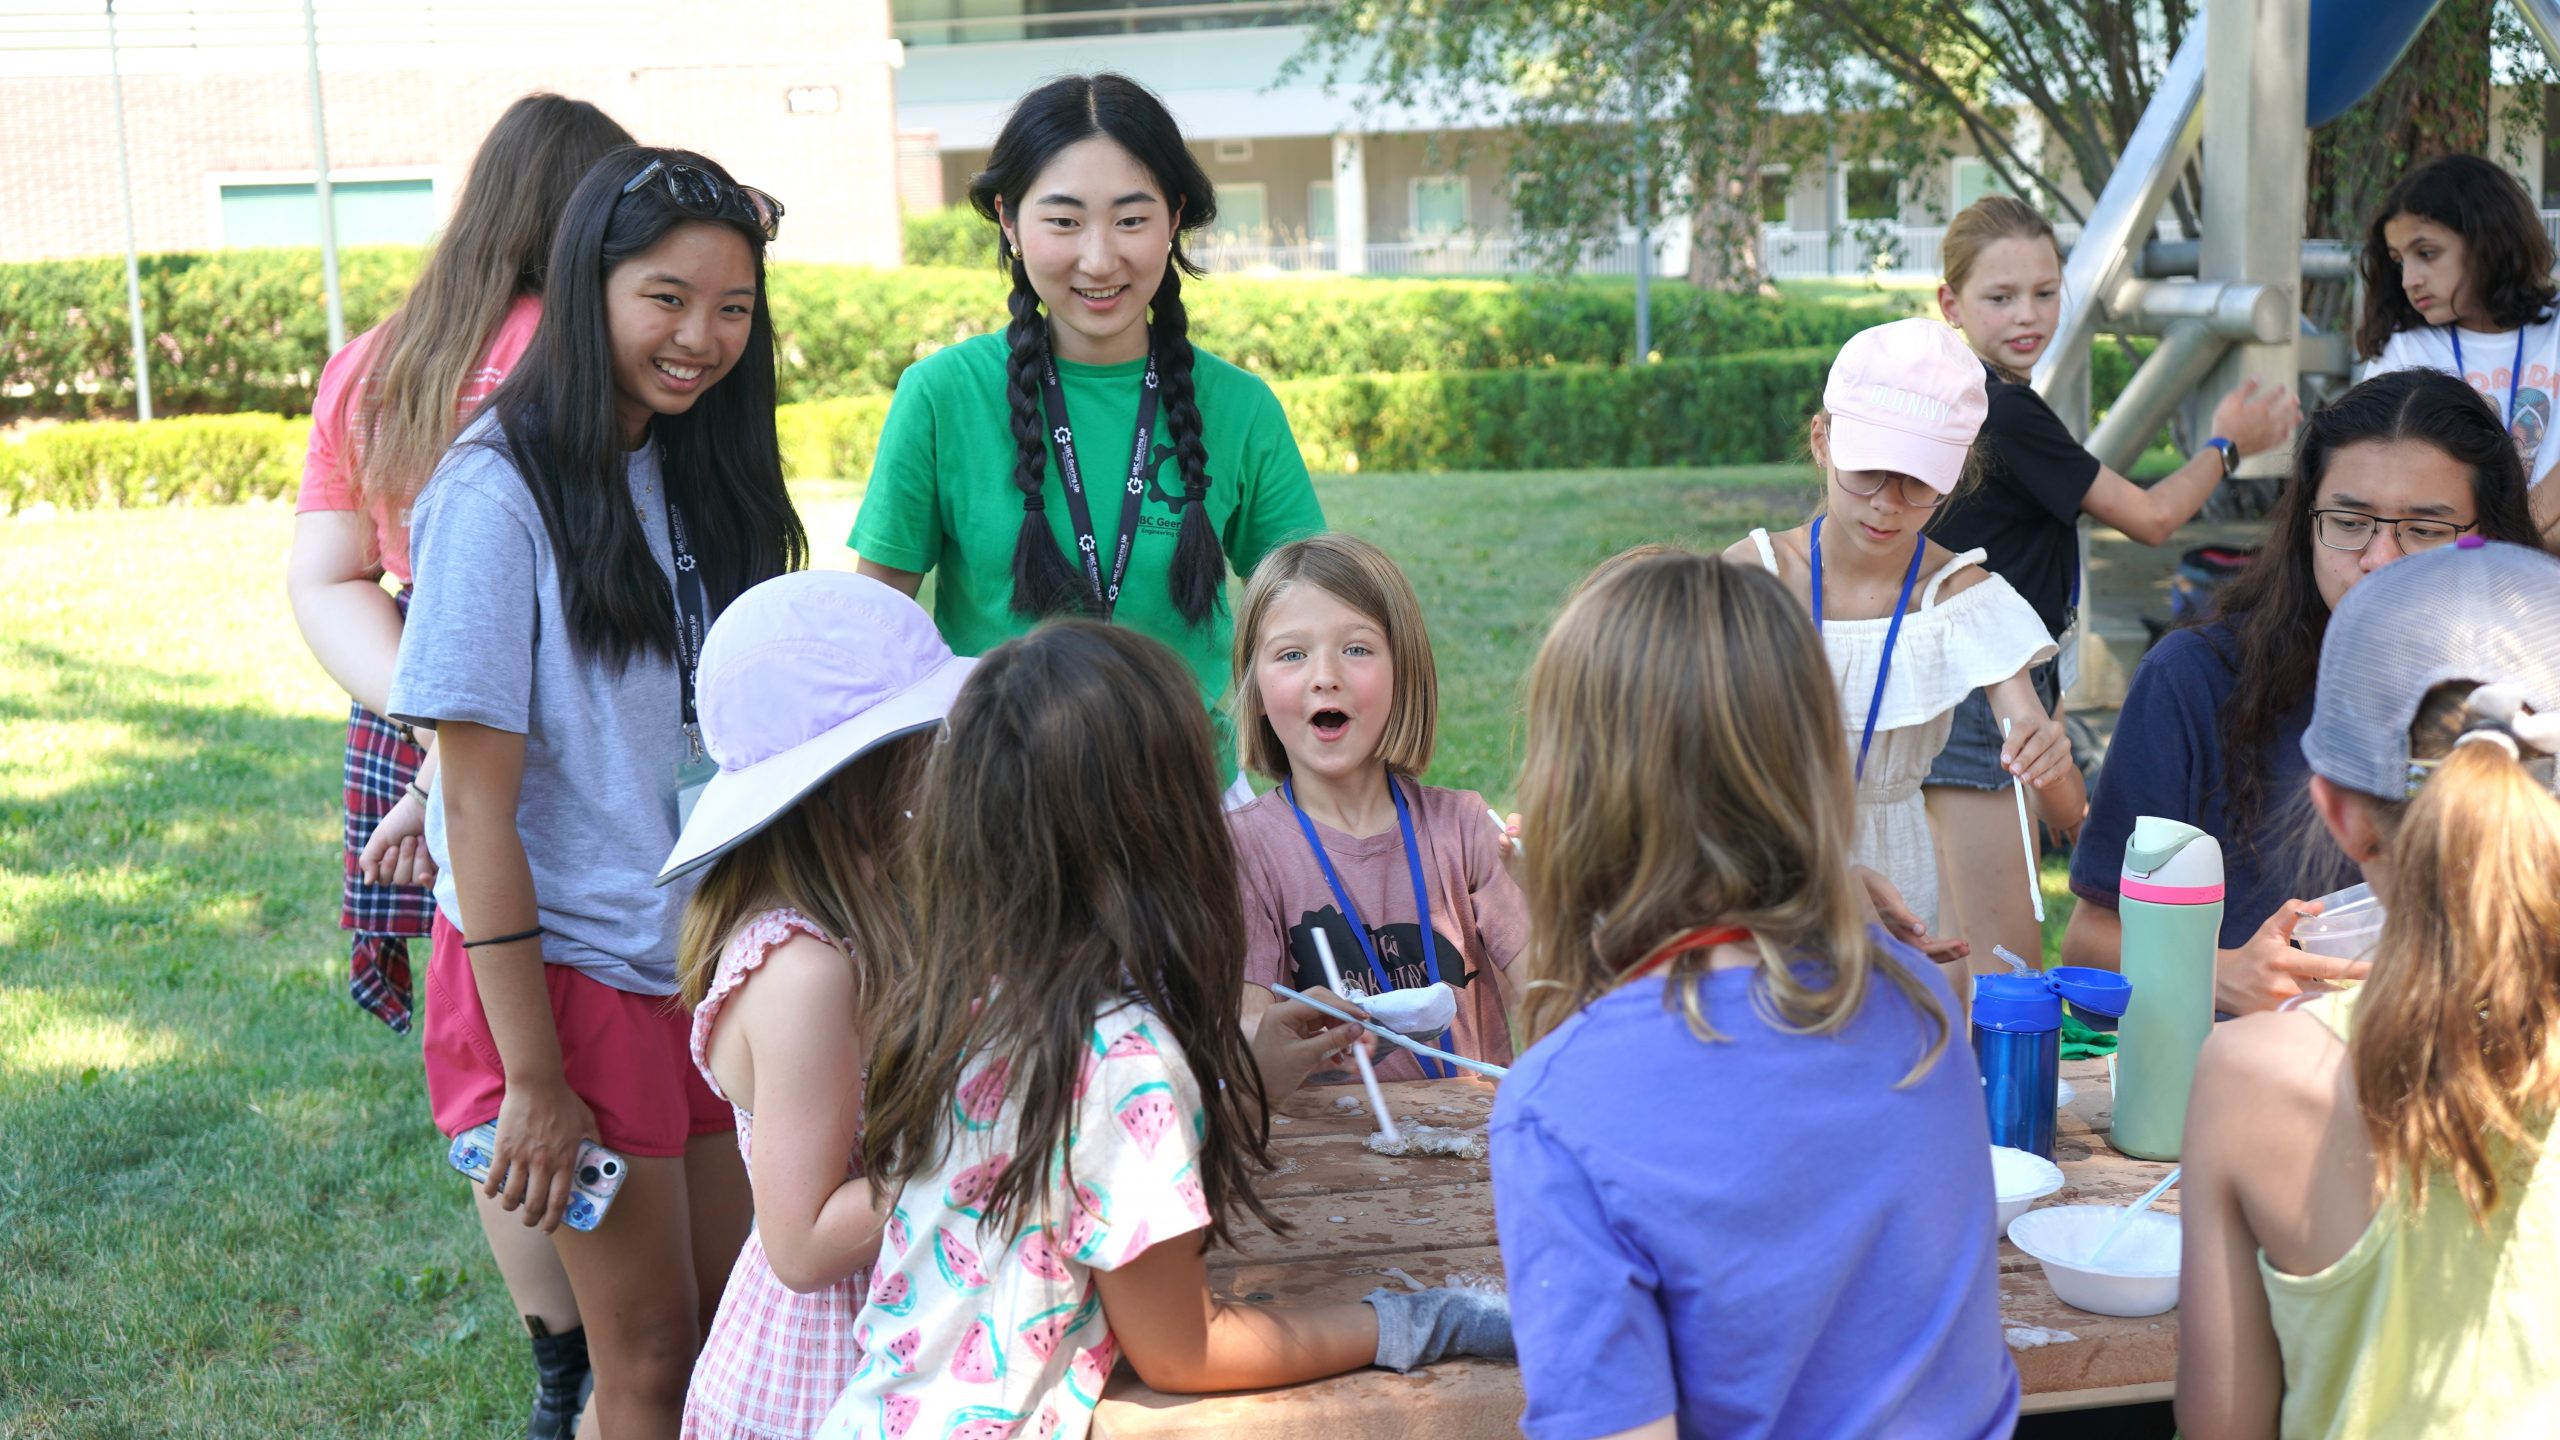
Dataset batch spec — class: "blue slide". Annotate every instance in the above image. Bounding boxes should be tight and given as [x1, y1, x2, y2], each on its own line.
[2306, 0, 2448, 126]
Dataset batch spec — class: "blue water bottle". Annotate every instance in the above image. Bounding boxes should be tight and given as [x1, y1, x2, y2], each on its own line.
[1973, 960, 2133, 1159]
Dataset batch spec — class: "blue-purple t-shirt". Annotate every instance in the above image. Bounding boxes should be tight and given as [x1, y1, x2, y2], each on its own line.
[2067, 622, 2358, 948]
[1489, 932, 2019, 1440]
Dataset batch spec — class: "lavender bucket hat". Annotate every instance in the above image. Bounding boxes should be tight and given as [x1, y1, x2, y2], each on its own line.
[656, 571, 974, 886]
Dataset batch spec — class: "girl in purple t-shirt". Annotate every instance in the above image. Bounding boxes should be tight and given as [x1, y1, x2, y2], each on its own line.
[1225, 534, 1528, 1091]
[1491, 549, 2018, 1440]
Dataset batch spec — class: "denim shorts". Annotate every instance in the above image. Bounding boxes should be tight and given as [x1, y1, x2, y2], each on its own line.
[1925, 659, 2062, 790]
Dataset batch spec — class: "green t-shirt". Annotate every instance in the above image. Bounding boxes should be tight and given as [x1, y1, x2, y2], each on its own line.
[852, 332, 1325, 768]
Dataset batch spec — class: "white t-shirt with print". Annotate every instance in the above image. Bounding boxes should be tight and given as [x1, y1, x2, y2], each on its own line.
[817, 1003, 1213, 1440]
[2368, 320, 2560, 488]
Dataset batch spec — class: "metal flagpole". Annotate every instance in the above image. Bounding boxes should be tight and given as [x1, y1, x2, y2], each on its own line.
[106, 0, 153, 421]
[303, 0, 345, 351]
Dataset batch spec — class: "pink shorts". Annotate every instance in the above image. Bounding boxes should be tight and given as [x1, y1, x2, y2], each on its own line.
[423, 911, 731, 1158]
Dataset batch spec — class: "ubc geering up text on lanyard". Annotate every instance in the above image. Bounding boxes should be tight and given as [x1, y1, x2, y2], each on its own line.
[1039, 348, 1161, 621]
[667, 494, 717, 824]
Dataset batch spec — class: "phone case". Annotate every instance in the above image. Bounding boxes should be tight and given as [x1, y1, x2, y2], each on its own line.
[447, 1121, 628, 1232]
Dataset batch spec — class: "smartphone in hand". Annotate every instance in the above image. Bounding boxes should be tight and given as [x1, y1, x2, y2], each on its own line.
[447, 1120, 627, 1232]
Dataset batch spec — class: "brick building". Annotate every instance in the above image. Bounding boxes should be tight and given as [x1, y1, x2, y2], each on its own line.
[0, 0, 904, 267]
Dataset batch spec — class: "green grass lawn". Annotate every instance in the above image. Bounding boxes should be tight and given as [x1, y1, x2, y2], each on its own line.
[1, 466, 1831, 1436]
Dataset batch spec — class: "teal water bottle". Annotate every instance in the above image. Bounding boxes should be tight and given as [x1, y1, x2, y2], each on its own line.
[2112, 816, 2223, 1161]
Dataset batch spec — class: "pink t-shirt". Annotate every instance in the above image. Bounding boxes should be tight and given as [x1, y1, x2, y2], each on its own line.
[1230, 774, 1527, 1078]
[296, 292, 542, 582]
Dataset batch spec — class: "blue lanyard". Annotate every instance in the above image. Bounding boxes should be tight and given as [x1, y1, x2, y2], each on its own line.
[2449, 326, 2526, 426]
[1281, 776, 1451, 1079]
[1809, 515, 1926, 783]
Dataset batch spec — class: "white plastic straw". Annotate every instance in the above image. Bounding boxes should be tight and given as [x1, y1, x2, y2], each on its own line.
[2087, 1166, 2181, 1266]
[1310, 929, 1401, 1146]
[1273, 984, 1509, 1079]
[2002, 717, 2047, 924]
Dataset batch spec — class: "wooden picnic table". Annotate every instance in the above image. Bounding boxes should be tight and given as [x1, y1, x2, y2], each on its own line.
[1093, 1057, 2179, 1437]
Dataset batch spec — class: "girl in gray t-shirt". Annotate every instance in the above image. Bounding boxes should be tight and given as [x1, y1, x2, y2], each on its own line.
[389, 146, 803, 1436]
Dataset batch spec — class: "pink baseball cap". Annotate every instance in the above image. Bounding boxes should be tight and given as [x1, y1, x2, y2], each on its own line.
[657, 571, 974, 885]
[1822, 318, 1990, 495]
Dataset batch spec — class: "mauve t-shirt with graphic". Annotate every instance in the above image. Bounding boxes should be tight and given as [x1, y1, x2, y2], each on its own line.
[1230, 775, 1526, 1076]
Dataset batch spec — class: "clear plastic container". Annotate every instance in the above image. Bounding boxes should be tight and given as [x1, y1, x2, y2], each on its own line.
[2293, 882, 2384, 963]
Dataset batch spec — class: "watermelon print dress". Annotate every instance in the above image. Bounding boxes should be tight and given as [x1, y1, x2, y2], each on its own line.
[815, 1003, 1213, 1440]
[684, 909, 872, 1440]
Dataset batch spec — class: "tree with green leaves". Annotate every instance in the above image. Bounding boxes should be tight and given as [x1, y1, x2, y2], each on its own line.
[1288, 0, 2527, 307]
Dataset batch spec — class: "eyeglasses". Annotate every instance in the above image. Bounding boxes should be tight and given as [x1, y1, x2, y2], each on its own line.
[619, 159, 784, 241]
[2310, 508, 2476, 555]
[1834, 470, 1947, 510]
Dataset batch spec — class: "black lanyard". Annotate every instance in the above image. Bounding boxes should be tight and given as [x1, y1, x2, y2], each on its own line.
[1037, 349, 1159, 620]
[665, 491, 710, 761]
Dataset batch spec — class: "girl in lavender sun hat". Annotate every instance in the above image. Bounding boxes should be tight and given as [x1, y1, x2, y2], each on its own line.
[661, 570, 973, 1440]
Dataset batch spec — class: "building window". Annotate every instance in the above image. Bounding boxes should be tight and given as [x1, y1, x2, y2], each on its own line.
[1951, 157, 2011, 213]
[218, 177, 436, 248]
[1213, 138, 1254, 164]
[1308, 180, 1336, 241]
[1759, 169, 1791, 226]
[1843, 167, 1897, 222]
[1412, 175, 1468, 236]
[1213, 182, 1268, 243]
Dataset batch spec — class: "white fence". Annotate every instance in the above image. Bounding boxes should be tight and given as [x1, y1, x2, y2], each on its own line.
[1188, 234, 1678, 279]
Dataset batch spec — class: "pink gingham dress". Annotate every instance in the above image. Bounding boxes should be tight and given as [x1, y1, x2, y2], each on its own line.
[682, 909, 871, 1440]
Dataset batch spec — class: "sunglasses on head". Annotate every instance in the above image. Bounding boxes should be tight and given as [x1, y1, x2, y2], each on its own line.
[619, 158, 784, 241]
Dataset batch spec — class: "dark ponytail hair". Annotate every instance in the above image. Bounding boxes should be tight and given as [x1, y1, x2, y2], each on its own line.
[2212, 369, 2535, 838]
[483, 146, 804, 670]
[2357, 154, 2558, 360]
[966, 73, 1225, 625]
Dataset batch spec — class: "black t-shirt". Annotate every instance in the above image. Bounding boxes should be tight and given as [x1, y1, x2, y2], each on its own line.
[1930, 362, 2102, 638]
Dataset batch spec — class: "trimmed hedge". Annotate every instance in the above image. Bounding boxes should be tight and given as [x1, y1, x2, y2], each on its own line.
[902, 206, 997, 270]
[3, 333, 2182, 514]
[0, 414, 311, 512]
[5, 350, 1837, 513]
[1274, 350, 1830, 474]
[3, 245, 1917, 420]
[1, 249, 423, 422]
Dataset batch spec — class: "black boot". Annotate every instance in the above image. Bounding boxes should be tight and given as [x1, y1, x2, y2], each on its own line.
[526, 1321, 591, 1440]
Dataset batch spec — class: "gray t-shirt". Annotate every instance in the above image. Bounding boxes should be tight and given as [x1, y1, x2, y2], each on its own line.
[389, 417, 700, 995]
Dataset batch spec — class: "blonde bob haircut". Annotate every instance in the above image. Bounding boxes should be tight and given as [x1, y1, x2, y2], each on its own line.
[1514, 547, 1950, 1082]
[1231, 533, 1438, 782]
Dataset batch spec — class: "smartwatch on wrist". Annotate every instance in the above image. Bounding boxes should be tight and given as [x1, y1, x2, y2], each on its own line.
[2205, 436, 2239, 479]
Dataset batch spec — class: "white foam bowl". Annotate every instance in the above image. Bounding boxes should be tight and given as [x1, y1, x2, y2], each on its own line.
[2006, 1204, 2182, 1316]
[1991, 1145, 2065, 1233]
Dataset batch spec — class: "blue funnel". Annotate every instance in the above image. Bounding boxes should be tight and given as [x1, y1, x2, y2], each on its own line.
[2307, 0, 2445, 127]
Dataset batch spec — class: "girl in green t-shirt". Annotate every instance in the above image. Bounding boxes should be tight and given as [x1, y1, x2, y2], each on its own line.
[852, 73, 1325, 788]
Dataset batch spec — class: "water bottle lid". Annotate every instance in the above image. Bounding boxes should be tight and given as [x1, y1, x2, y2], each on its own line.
[2123, 815, 2225, 892]
[1972, 972, 2063, 1033]
[2045, 965, 2132, 1018]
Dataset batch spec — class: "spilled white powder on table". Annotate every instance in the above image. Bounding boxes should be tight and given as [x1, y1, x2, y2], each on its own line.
[1364, 1124, 1487, 1160]
[2004, 1326, 2080, 1349]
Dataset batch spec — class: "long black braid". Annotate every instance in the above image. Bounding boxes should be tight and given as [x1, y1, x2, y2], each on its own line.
[1149, 264, 1224, 625]
[1000, 242, 1085, 619]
